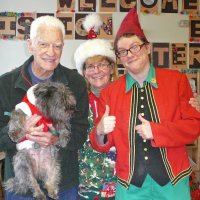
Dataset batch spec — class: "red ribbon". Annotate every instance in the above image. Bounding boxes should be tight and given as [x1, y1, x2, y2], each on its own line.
[87, 28, 97, 39]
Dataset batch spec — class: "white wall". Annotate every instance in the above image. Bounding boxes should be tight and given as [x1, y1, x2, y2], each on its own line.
[0, 0, 189, 75]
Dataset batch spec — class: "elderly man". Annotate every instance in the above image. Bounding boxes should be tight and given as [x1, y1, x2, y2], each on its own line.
[0, 15, 88, 200]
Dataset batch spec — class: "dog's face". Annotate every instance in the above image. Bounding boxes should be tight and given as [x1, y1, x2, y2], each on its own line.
[33, 81, 76, 122]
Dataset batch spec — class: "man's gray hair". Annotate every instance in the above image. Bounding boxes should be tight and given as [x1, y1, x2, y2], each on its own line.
[30, 15, 65, 41]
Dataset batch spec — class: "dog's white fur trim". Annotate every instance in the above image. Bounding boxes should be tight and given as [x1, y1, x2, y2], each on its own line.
[16, 140, 34, 150]
[15, 102, 32, 117]
[15, 84, 37, 117]
[27, 84, 37, 105]
[74, 39, 116, 75]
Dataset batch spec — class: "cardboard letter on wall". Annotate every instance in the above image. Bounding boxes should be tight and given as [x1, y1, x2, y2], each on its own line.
[0, 16, 16, 38]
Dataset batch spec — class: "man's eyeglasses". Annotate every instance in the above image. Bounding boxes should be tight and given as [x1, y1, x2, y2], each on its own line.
[84, 62, 111, 72]
[116, 43, 146, 58]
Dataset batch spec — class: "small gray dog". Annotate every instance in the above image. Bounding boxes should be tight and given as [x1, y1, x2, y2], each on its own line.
[4, 81, 76, 200]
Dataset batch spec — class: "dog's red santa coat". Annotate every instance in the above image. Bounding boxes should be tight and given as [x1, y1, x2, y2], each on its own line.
[15, 85, 53, 150]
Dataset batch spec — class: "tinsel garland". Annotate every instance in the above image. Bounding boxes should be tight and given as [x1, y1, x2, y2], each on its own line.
[0, 11, 34, 17]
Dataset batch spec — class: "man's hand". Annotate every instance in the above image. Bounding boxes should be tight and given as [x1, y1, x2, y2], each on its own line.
[24, 114, 58, 147]
[135, 114, 153, 140]
[189, 93, 200, 112]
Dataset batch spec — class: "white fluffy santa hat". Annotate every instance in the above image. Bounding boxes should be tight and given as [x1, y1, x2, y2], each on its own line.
[74, 13, 116, 75]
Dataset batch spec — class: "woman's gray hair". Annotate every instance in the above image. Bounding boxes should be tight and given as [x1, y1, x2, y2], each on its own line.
[30, 15, 65, 41]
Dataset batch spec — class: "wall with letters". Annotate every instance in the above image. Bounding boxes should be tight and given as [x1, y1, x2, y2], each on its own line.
[0, 0, 198, 79]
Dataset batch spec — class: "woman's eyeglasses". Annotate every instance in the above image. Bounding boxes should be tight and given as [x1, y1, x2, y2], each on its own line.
[84, 62, 111, 72]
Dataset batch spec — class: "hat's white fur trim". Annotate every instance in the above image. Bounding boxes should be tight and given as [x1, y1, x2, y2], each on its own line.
[83, 13, 102, 32]
[74, 39, 116, 75]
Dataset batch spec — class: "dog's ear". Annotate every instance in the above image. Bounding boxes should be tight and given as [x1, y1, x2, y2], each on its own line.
[8, 109, 27, 142]
[34, 85, 56, 103]
[64, 89, 76, 112]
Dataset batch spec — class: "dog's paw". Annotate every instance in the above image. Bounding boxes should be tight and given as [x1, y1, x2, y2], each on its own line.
[48, 192, 59, 200]
[34, 193, 47, 200]
[58, 134, 70, 148]
[58, 139, 67, 148]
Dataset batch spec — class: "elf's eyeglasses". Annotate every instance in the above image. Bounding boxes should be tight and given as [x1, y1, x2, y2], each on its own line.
[116, 43, 146, 58]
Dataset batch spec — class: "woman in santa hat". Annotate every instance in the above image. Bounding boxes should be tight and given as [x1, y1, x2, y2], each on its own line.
[74, 14, 118, 199]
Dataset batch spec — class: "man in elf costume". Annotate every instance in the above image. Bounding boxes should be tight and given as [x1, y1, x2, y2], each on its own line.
[90, 8, 200, 200]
